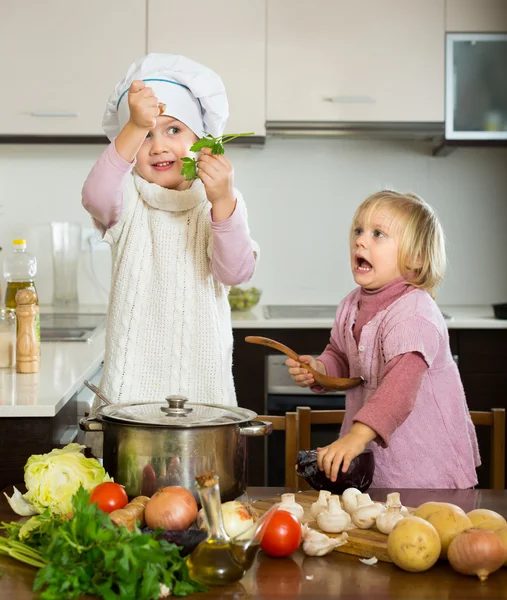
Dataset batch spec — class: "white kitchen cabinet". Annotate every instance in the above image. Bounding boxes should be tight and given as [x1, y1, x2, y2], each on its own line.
[267, 0, 445, 123]
[0, 1, 146, 136]
[147, 0, 266, 136]
[446, 0, 507, 32]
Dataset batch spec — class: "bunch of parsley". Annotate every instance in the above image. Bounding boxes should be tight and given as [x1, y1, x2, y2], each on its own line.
[181, 132, 254, 180]
[1, 487, 205, 600]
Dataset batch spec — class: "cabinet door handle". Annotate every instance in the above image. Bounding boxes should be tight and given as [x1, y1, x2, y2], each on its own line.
[30, 111, 79, 118]
[323, 96, 376, 104]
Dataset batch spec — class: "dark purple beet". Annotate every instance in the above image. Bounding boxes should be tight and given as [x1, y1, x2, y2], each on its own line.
[142, 527, 206, 556]
[296, 449, 374, 494]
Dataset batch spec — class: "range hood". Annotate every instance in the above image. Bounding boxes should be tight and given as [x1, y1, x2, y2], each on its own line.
[266, 121, 444, 142]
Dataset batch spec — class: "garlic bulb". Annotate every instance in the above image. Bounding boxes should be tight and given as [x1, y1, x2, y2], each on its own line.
[352, 494, 385, 529]
[341, 487, 362, 514]
[317, 495, 352, 533]
[279, 493, 304, 522]
[310, 490, 332, 520]
[301, 523, 348, 556]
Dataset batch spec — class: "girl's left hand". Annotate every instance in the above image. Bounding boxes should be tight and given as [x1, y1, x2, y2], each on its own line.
[317, 423, 377, 482]
[197, 147, 235, 206]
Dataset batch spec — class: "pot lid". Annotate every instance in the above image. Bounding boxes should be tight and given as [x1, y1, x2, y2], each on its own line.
[95, 395, 257, 428]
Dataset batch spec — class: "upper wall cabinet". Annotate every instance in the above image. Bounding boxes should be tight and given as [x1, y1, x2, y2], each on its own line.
[0, 1, 146, 136]
[446, 0, 507, 32]
[147, 0, 266, 136]
[267, 0, 445, 123]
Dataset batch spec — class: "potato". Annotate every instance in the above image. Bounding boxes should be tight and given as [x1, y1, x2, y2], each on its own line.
[426, 506, 473, 559]
[467, 509, 507, 532]
[387, 516, 441, 572]
[413, 501, 466, 521]
[495, 526, 507, 566]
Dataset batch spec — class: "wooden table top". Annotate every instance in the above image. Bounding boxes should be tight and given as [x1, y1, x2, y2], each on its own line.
[1, 486, 507, 599]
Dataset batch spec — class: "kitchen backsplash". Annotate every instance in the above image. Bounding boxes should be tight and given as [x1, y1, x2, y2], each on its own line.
[1, 138, 506, 307]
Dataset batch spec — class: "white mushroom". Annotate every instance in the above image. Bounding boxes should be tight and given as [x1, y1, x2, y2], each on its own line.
[351, 494, 385, 529]
[310, 490, 332, 520]
[301, 523, 348, 556]
[376, 492, 405, 534]
[317, 495, 352, 533]
[383, 491, 410, 516]
[279, 493, 304, 522]
[341, 487, 362, 514]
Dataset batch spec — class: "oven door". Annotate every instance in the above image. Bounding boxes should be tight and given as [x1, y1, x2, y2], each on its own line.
[266, 355, 346, 487]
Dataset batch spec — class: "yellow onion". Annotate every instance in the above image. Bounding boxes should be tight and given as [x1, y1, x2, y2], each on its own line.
[448, 529, 506, 581]
[197, 501, 260, 539]
[144, 486, 198, 531]
[495, 526, 507, 566]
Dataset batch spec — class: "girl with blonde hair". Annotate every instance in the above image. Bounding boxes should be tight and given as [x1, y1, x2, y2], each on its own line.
[286, 190, 479, 488]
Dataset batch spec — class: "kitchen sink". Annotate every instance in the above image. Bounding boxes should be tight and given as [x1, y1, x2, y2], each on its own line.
[39, 313, 106, 342]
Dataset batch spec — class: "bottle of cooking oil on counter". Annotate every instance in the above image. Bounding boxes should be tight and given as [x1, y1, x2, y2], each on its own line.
[3, 240, 39, 341]
[187, 471, 279, 587]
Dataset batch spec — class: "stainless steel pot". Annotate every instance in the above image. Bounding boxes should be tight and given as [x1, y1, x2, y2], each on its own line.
[79, 395, 273, 502]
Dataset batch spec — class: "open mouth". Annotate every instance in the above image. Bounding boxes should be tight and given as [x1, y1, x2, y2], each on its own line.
[356, 256, 373, 272]
[152, 161, 175, 171]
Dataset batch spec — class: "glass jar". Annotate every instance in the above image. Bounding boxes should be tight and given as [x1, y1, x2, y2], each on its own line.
[0, 307, 16, 369]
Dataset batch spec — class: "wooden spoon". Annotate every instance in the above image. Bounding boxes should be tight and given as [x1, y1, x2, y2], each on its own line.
[245, 336, 363, 391]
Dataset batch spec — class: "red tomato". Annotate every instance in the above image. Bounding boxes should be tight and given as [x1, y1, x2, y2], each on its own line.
[89, 482, 128, 513]
[260, 510, 302, 558]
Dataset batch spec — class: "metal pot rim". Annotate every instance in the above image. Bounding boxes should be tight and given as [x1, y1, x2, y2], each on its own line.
[95, 400, 258, 428]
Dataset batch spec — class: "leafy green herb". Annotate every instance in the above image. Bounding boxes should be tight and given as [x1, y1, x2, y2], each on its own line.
[1, 487, 205, 599]
[180, 157, 198, 181]
[181, 132, 254, 180]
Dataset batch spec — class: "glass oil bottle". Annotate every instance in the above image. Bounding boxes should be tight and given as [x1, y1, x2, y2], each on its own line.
[187, 471, 278, 587]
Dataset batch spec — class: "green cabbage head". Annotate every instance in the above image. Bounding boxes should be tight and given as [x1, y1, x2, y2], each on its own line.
[21, 443, 111, 515]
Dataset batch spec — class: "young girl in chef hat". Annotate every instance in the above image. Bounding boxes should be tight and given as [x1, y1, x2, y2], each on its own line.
[286, 190, 480, 489]
[82, 54, 258, 441]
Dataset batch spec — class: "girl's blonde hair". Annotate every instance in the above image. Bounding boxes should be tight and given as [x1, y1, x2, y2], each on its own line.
[351, 190, 446, 296]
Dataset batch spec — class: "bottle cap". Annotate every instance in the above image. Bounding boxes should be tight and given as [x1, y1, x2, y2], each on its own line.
[13, 239, 27, 247]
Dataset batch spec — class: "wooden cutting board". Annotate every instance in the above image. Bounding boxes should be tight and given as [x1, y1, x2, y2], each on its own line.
[254, 490, 410, 563]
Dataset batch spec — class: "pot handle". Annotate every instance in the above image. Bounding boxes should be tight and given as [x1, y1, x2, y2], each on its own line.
[239, 420, 274, 437]
[79, 417, 104, 432]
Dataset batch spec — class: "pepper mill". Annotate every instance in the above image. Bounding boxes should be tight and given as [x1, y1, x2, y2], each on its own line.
[15, 288, 40, 374]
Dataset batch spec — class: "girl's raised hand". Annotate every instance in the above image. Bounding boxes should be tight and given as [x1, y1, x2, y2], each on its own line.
[127, 80, 160, 131]
[285, 355, 320, 387]
[197, 147, 235, 206]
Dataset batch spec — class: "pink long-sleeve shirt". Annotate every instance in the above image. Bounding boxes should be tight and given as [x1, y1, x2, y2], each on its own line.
[318, 280, 480, 488]
[82, 142, 256, 285]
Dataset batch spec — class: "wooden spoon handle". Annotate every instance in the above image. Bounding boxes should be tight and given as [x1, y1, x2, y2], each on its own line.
[245, 335, 363, 391]
[245, 336, 301, 362]
[245, 335, 320, 376]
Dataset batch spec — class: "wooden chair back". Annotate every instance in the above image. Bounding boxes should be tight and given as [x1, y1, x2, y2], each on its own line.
[254, 412, 298, 488]
[296, 406, 506, 490]
[470, 409, 505, 490]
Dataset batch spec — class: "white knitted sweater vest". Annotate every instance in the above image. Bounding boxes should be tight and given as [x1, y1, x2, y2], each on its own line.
[93, 172, 243, 413]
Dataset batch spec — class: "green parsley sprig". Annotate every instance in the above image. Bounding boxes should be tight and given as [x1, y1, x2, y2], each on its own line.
[181, 132, 254, 180]
[0, 487, 205, 599]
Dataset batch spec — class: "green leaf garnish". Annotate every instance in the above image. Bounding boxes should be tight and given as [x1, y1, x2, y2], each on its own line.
[182, 132, 254, 179]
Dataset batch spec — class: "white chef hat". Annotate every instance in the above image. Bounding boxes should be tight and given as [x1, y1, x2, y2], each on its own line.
[102, 53, 228, 141]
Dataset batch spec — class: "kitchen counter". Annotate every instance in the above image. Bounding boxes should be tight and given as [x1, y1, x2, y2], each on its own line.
[0, 486, 506, 599]
[232, 304, 507, 329]
[0, 304, 107, 417]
